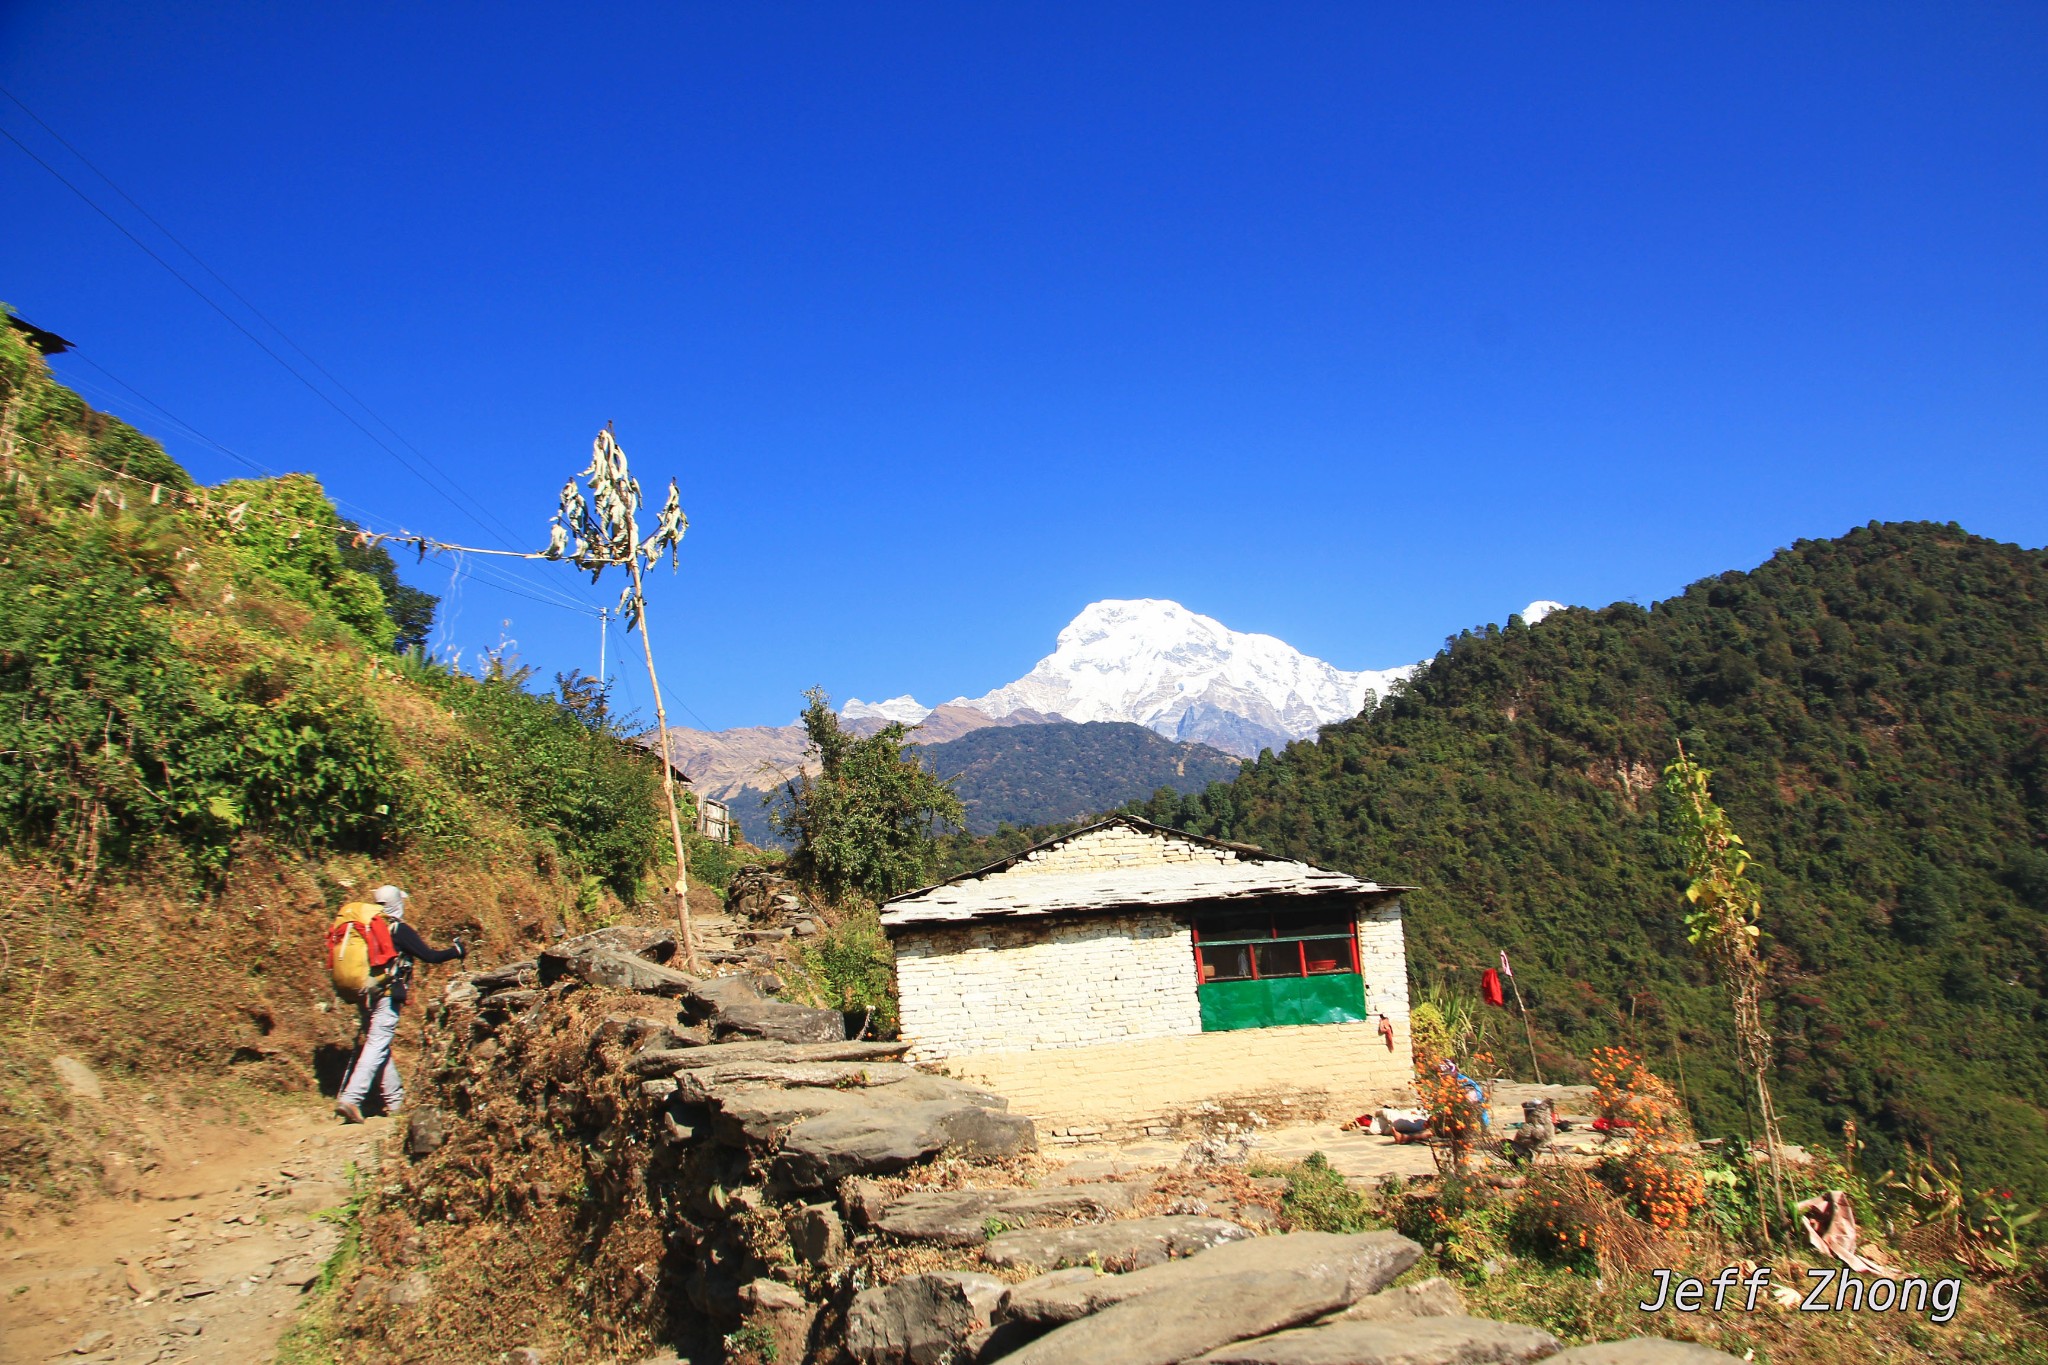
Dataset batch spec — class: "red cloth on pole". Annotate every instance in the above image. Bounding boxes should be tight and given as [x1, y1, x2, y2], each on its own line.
[1481, 967, 1506, 1008]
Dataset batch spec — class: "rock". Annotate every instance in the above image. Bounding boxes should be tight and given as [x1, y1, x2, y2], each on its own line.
[1189, 1316, 1559, 1364]
[538, 925, 679, 984]
[72, 1328, 114, 1353]
[478, 988, 544, 1011]
[507, 1349, 552, 1365]
[52, 1055, 102, 1101]
[711, 1074, 1011, 1149]
[383, 1269, 432, 1309]
[1000, 1230, 1420, 1331]
[846, 1271, 1009, 1365]
[1548, 1341, 1751, 1364]
[466, 961, 537, 991]
[740, 1278, 810, 1312]
[664, 1039, 911, 1068]
[787, 1203, 846, 1266]
[772, 1098, 1038, 1191]
[710, 998, 847, 1044]
[406, 1107, 446, 1158]
[563, 948, 702, 997]
[625, 1028, 712, 1070]
[983, 1215, 1252, 1270]
[442, 978, 481, 1007]
[875, 1183, 1147, 1246]
[674, 1060, 925, 1100]
[124, 1261, 159, 1302]
[1336, 1276, 1464, 1321]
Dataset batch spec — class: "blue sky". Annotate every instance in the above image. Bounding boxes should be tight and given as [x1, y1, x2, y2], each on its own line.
[3, 4, 2043, 729]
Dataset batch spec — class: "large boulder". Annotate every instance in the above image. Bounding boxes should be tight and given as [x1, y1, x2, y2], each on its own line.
[997, 1232, 1421, 1362]
[708, 998, 847, 1044]
[565, 949, 703, 997]
[1189, 1316, 1561, 1364]
[983, 1216, 1252, 1271]
[875, 1183, 1147, 1246]
[538, 926, 678, 984]
[846, 1271, 1008, 1365]
[773, 1098, 1037, 1190]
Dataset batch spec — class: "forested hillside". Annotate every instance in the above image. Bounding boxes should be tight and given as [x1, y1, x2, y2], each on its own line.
[0, 313, 689, 1208]
[1132, 523, 2048, 1200]
[730, 718, 1237, 843]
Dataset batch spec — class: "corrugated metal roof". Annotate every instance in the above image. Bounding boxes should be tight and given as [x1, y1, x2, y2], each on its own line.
[881, 816, 1412, 930]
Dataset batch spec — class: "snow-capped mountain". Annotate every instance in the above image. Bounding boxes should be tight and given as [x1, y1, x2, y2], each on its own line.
[950, 599, 1417, 757]
[1521, 599, 1565, 625]
[841, 695, 933, 726]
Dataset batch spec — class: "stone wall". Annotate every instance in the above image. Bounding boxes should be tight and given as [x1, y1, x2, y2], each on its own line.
[894, 899, 1415, 1134]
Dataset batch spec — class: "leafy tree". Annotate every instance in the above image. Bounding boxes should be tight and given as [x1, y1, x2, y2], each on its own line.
[336, 518, 438, 652]
[774, 687, 965, 903]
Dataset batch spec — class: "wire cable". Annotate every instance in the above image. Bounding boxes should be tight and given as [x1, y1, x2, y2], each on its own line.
[0, 81, 539, 555]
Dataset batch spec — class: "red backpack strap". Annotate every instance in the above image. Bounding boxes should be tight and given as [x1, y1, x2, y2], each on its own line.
[363, 917, 398, 968]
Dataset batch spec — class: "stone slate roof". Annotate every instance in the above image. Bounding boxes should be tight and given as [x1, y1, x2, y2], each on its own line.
[881, 815, 1411, 930]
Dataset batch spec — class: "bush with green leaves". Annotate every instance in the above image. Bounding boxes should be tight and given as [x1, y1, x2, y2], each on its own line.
[773, 687, 964, 904]
[788, 905, 899, 1036]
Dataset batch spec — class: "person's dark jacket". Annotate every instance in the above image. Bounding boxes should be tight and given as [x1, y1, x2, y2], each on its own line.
[385, 921, 462, 1009]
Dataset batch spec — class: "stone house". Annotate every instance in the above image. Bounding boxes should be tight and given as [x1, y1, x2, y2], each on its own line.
[880, 816, 1415, 1142]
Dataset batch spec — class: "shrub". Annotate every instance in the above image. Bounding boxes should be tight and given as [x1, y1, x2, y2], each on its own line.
[1259, 1152, 1378, 1233]
[787, 905, 898, 1036]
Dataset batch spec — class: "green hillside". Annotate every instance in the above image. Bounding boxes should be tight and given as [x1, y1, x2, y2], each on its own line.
[730, 718, 1238, 843]
[1132, 523, 2048, 1199]
[919, 720, 1238, 833]
[0, 310, 688, 1207]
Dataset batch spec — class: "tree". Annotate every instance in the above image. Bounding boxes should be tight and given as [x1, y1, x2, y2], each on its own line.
[1662, 741, 1791, 1242]
[336, 518, 438, 652]
[773, 688, 965, 904]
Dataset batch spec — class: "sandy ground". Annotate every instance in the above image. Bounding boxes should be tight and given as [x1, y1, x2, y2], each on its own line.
[0, 1104, 391, 1365]
[1049, 1081, 1607, 1184]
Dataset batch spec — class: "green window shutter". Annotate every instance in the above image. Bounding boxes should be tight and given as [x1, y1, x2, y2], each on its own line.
[1197, 973, 1367, 1031]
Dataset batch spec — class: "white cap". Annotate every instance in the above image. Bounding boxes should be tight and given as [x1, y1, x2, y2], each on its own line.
[371, 885, 409, 921]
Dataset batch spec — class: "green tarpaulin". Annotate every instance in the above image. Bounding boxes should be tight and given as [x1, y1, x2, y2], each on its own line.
[1197, 973, 1367, 1031]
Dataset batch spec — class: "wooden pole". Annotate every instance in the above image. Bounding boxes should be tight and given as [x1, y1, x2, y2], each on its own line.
[629, 554, 699, 973]
[1506, 967, 1545, 1084]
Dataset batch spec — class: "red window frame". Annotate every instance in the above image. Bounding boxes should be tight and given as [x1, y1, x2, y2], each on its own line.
[1191, 910, 1360, 983]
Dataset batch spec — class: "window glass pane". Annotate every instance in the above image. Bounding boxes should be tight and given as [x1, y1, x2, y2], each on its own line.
[1196, 911, 1272, 943]
[1272, 915, 1356, 942]
[1253, 941, 1304, 979]
[1300, 938, 1355, 974]
[1199, 943, 1253, 982]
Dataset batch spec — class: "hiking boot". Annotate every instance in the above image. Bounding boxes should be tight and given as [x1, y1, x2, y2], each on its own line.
[334, 1100, 364, 1124]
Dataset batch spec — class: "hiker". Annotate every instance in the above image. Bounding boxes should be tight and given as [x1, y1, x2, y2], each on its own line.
[335, 884, 465, 1124]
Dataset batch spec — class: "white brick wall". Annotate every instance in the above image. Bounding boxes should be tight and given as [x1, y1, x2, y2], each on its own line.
[895, 911, 1203, 1057]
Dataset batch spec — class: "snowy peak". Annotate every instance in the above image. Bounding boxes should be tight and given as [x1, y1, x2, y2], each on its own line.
[1520, 599, 1565, 625]
[951, 598, 1416, 757]
[841, 695, 933, 726]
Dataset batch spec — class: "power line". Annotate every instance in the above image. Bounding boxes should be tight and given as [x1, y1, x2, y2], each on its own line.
[0, 91, 577, 577]
[0, 82, 537, 555]
[38, 364, 607, 617]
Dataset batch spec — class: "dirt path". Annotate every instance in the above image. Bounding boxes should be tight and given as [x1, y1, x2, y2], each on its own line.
[0, 1104, 391, 1365]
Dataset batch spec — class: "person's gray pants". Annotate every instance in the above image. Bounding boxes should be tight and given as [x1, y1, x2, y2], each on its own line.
[339, 995, 404, 1112]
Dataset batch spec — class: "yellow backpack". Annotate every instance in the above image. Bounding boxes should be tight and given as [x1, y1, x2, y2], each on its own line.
[325, 902, 397, 1002]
